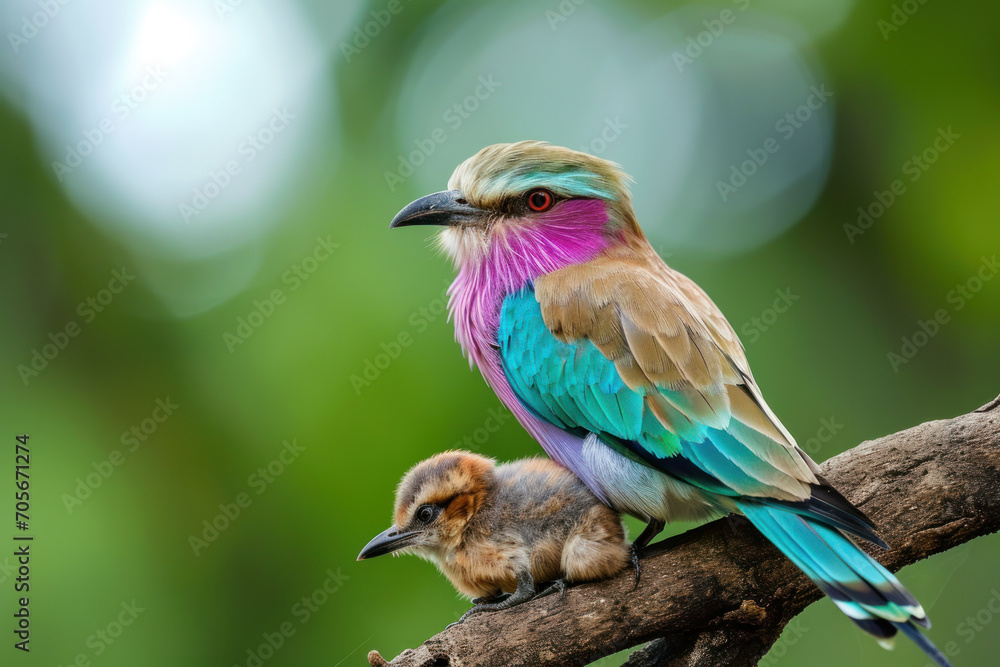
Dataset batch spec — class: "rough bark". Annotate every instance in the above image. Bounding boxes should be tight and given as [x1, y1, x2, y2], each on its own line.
[368, 396, 1000, 667]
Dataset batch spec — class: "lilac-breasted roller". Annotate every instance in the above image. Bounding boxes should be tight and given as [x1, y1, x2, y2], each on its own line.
[389, 141, 950, 665]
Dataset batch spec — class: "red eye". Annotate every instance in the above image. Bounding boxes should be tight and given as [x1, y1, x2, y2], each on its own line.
[527, 190, 554, 212]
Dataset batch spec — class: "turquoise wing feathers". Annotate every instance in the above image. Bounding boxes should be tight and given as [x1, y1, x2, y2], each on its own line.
[498, 285, 825, 506]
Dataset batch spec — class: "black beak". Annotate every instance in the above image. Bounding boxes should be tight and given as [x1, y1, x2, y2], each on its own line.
[357, 526, 419, 561]
[389, 189, 483, 229]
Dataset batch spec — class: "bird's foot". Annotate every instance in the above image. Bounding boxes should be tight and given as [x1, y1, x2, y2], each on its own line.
[471, 592, 510, 605]
[449, 577, 565, 627]
[452, 596, 522, 626]
[447, 570, 537, 628]
[451, 605, 486, 626]
[629, 519, 665, 588]
[632, 519, 666, 551]
[630, 543, 642, 588]
[534, 578, 568, 600]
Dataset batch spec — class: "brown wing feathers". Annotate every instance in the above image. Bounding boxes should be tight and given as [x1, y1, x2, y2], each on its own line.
[535, 243, 820, 496]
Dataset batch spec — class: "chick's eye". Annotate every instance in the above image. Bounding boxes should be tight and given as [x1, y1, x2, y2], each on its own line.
[415, 505, 436, 524]
[527, 189, 554, 212]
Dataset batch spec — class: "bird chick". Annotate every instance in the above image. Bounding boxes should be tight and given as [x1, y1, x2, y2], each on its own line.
[357, 450, 629, 622]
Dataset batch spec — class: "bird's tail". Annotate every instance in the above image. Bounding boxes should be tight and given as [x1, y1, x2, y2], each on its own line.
[738, 501, 953, 667]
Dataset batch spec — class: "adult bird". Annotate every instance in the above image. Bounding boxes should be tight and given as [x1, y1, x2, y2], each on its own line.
[389, 141, 951, 666]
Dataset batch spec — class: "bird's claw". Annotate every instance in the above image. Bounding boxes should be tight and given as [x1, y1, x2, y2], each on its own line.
[471, 593, 510, 605]
[534, 578, 568, 600]
[450, 593, 517, 627]
[448, 580, 567, 628]
[630, 543, 642, 588]
[450, 605, 486, 627]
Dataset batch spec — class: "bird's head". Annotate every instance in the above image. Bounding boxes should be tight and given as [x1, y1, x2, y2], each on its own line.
[389, 141, 639, 271]
[357, 451, 495, 562]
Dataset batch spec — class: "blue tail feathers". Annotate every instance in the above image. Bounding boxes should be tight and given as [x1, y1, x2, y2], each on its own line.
[739, 501, 953, 667]
[897, 620, 955, 667]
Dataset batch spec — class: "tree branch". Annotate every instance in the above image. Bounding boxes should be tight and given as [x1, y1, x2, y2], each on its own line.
[368, 396, 1000, 667]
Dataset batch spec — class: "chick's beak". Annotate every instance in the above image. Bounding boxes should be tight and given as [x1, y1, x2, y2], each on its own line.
[389, 189, 483, 229]
[357, 526, 419, 561]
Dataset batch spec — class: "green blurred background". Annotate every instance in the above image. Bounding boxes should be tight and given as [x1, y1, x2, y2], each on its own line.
[1, 0, 998, 665]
